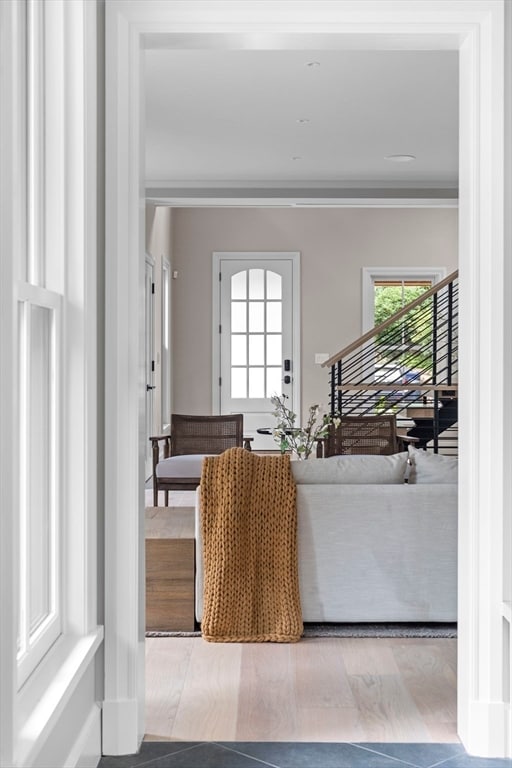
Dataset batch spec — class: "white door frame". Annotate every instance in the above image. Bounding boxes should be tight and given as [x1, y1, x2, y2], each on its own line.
[145, 253, 156, 478]
[105, 0, 510, 757]
[212, 252, 301, 430]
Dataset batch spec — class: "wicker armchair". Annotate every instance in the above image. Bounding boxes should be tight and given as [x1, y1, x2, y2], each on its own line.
[320, 414, 408, 457]
[150, 413, 252, 506]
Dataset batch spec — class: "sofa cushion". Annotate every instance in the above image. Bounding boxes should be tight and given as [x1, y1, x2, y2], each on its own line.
[407, 445, 458, 484]
[290, 452, 408, 485]
[156, 454, 212, 479]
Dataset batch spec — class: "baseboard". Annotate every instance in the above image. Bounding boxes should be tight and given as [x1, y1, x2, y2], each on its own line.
[63, 704, 102, 768]
[101, 698, 141, 756]
[461, 699, 511, 758]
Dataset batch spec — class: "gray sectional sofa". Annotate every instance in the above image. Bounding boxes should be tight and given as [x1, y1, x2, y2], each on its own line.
[195, 448, 458, 624]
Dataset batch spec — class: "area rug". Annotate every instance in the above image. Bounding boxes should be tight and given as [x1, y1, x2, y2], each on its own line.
[146, 622, 457, 639]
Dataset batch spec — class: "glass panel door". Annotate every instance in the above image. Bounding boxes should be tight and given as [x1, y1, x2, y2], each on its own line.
[219, 256, 297, 451]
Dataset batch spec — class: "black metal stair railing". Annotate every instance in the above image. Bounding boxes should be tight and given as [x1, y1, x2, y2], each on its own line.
[322, 270, 459, 455]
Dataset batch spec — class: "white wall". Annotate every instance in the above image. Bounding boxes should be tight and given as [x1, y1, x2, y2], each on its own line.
[145, 205, 173, 431]
[146, 204, 173, 259]
[172, 206, 458, 418]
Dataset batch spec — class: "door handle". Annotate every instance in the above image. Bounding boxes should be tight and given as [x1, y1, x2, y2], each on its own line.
[146, 384, 155, 391]
[283, 375, 291, 385]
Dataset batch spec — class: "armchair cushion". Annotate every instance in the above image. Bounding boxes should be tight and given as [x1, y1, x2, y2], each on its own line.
[156, 454, 213, 479]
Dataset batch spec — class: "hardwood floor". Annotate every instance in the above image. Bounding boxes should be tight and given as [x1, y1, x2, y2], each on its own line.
[144, 490, 458, 745]
[145, 636, 457, 743]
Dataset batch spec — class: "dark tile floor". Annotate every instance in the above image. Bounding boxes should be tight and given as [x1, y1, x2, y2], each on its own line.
[98, 742, 512, 768]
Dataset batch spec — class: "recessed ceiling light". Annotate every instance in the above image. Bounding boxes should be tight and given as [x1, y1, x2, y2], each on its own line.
[384, 154, 416, 163]
[292, 156, 302, 161]
[306, 61, 320, 67]
[296, 118, 310, 124]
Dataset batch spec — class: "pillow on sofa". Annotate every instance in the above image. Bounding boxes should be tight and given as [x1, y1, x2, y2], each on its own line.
[291, 452, 408, 485]
[407, 445, 458, 484]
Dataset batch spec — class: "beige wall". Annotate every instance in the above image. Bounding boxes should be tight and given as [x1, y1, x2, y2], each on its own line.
[171, 206, 458, 419]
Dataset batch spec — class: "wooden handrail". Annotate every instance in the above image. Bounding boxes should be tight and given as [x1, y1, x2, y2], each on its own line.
[322, 269, 459, 368]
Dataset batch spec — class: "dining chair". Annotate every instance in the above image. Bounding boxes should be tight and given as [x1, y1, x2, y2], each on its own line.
[150, 413, 252, 506]
[321, 414, 405, 457]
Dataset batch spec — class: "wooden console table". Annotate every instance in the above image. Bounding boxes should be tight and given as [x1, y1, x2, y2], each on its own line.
[145, 506, 195, 631]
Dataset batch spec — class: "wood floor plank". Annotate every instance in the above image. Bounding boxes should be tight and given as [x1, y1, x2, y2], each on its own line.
[144, 637, 194, 740]
[293, 638, 357, 708]
[338, 638, 401, 676]
[170, 639, 242, 741]
[295, 706, 364, 742]
[426, 721, 460, 742]
[236, 643, 297, 740]
[347, 672, 431, 742]
[391, 641, 457, 730]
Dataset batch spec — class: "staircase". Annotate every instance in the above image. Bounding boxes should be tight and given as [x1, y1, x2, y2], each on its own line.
[323, 270, 458, 454]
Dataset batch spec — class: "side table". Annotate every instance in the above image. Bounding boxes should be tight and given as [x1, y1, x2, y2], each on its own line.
[145, 506, 195, 632]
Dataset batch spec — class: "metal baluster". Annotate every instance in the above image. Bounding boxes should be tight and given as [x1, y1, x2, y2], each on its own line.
[447, 280, 454, 385]
[337, 360, 342, 415]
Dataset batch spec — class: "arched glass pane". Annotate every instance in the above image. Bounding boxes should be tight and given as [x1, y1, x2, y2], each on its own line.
[231, 301, 246, 332]
[231, 270, 247, 300]
[249, 334, 264, 365]
[249, 269, 264, 299]
[266, 334, 282, 366]
[249, 301, 264, 332]
[231, 335, 246, 366]
[249, 367, 264, 398]
[266, 271, 282, 300]
[266, 302, 281, 332]
[266, 367, 282, 398]
[231, 368, 247, 398]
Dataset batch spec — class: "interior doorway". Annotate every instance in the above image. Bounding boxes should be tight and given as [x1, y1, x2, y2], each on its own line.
[105, 1, 509, 758]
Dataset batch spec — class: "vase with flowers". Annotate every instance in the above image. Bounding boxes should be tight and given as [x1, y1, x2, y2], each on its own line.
[270, 393, 338, 460]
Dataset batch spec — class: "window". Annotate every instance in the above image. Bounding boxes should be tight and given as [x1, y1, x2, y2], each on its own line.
[15, 0, 65, 686]
[2, 0, 100, 761]
[17, 289, 62, 684]
[230, 268, 283, 399]
[362, 267, 446, 383]
[374, 279, 432, 377]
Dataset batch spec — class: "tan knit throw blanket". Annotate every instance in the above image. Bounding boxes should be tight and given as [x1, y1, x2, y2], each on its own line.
[200, 447, 303, 643]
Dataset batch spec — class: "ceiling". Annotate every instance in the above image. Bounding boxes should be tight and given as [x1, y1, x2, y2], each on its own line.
[144, 49, 459, 205]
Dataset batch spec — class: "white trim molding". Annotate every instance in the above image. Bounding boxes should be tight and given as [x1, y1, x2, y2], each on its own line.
[104, 0, 146, 754]
[146, 196, 459, 209]
[105, 0, 510, 757]
[457, 0, 510, 757]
